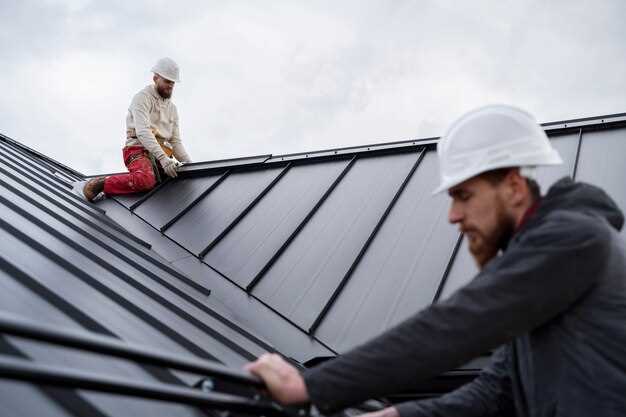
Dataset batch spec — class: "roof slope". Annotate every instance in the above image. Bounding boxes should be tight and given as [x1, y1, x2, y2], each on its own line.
[0, 112, 625, 414]
[106, 113, 626, 360]
[0, 133, 290, 416]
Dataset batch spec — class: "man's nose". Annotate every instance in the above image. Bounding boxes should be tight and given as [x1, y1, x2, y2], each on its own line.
[448, 203, 463, 224]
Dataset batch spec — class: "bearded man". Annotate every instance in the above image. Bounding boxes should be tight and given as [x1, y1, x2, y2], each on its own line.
[246, 105, 626, 417]
[81, 57, 191, 202]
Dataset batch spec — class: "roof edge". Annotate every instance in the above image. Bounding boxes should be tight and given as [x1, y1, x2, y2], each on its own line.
[5, 111, 626, 179]
[0, 133, 84, 179]
[177, 111, 626, 175]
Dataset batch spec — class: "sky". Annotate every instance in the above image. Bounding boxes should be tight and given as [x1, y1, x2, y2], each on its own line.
[1, 0, 625, 175]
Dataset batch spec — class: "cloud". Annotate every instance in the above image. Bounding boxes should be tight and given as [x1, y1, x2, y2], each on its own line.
[1, 1, 625, 174]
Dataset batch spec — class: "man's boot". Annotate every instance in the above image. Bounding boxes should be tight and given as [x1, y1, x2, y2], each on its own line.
[83, 177, 106, 202]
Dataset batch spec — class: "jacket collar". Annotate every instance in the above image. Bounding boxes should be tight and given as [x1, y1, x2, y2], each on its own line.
[147, 84, 169, 104]
[515, 199, 541, 234]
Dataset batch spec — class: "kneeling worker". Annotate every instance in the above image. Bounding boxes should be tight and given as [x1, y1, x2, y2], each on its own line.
[82, 57, 192, 202]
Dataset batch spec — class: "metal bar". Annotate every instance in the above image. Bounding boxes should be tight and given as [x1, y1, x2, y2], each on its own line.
[0, 312, 263, 388]
[0, 164, 151, 249]
[571, 128, 584, 180]
[0, 336, 109, 417]
[160, 170, 231, 233]
[198, 163, 292, 259]
[83, 171, 128, 178]
[178, 154, 272, 172]
[129, 178, 173, 212]
[432, 233, 464, 303]
[540, 111, 626, 127]
[268, 139, 432, 163]
[0, 356, 293, 416]
[0, 264, 203, 394]
[246, 155, 358, 292]
[308, 149, 426, 334]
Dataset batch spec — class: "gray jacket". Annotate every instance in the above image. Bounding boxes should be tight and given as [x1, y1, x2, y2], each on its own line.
[304, 178, 626, 416]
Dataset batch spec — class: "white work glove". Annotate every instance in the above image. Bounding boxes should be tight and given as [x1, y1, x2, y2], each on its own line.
[159, 156, 178, 178]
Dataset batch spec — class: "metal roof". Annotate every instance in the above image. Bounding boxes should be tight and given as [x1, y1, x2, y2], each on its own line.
[1, 111, 625, 415]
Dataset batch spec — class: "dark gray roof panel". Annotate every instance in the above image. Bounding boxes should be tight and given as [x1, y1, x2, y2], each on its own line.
[98, 199, 191, 263]
[170, 255, 336, 363]
[0, 151, 105, 220]
[112, 193, 145, 209]
[0, 133, 83, 180]
[0, 380, 73, 417]
[101, 196, 337, 362]
[315, 150, 460, 351]
[204, 159, 351, 287]
[165, 167, 286, 256]
[252, 151, 421, 330]
[438, 237, 476, 301]
[534, 132, 580, 189]
[576, 128, 626, 236]
[134, 174, 225, 229]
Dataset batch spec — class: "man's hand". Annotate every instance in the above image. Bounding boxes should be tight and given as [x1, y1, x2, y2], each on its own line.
[159, 156, 178, 178]
[245, 353, 309, 405]
[357, 406, 399, 417]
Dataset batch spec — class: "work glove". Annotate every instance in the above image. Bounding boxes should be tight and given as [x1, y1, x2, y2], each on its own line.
[159, 156, 178, 178]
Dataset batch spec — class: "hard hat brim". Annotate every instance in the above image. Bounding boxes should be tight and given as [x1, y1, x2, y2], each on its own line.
[153, 71, 180, 83]
[431, 150, 564, 195]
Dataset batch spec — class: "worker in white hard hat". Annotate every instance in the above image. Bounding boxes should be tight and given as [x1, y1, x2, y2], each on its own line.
[81, 57, 192, 201]
[244, 105, 626, 416]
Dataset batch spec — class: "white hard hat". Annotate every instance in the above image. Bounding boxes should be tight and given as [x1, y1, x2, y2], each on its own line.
[433, 104, 563, 194]
[151, 57, 181, 82]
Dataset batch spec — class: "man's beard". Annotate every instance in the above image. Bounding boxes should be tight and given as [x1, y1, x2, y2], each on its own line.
[156, 85, 172, 99]
[467, 209, 515, 269]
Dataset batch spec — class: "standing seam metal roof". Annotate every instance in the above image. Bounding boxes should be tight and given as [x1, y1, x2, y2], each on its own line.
[0, 112, 625, 415]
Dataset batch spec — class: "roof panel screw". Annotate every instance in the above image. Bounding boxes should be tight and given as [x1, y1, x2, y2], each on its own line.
[200, 378, 215, 392]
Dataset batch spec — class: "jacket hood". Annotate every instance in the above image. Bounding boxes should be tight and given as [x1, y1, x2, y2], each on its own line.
[540, 177, 624, 231]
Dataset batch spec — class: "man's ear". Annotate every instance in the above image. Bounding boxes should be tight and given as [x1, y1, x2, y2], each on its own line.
[505, 168, 527, 205]
[153, 74, 159, 84]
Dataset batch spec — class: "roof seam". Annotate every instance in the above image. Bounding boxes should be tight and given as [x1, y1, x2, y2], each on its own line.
[199, 163, 292, 259]
[160, 170, 231, 233]
[246, 155, 359, 293]
[308, 148, 427, 335]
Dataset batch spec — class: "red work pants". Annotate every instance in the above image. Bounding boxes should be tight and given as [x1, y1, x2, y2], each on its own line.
[103, 146, 158, 195]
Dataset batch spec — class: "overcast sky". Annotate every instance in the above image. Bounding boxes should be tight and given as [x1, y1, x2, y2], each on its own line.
[1, 1, 625, 175]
